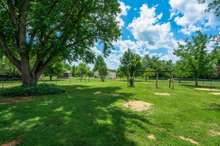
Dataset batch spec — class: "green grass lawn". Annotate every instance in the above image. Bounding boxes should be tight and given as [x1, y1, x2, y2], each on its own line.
[0, 79, 220, 146]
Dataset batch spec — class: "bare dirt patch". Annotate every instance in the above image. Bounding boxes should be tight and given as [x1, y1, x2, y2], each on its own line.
[178, 136, 199, 145]
[1, 139, 20, 146]
[209, 92, 220, 96]
[124, 100, 153, 112]
[94, 91, 102, 95]
[147, 134, 156, 141]
[194, 88, 220, 92]
[209, 130, 220, 136]
[76, 87, 82, 90]
[154, 92, 170, 96]
[0, 96, 33, 105]
[112, 94, 120, 97]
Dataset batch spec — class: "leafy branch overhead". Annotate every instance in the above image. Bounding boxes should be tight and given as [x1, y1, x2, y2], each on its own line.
[0, 0, 120, 86]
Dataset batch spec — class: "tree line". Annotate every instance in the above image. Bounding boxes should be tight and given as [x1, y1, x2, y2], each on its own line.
[118, 32, 220, 87]
[0, 0, 219, 87]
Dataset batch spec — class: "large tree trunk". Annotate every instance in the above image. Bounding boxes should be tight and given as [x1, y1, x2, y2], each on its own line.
[21, 71, 42, 87]
[50, 76, 53, 81]
[20, 60, 44, 87]
[128, 77, 134, 87]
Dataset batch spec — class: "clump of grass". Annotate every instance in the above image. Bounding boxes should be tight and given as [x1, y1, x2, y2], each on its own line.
[0, 84, 65, 97]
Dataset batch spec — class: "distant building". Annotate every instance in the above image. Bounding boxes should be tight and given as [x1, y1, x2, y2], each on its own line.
[107, 69, 117, 79]
[58, 71, 72, 79]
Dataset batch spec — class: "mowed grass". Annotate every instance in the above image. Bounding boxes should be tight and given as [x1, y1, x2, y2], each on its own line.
[0, 79, 220, 146]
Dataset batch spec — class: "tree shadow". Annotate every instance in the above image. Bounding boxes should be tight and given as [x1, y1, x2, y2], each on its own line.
[0, 85, 154, 146]
[181, 84, 218, 89]
[204, 103, 220, 111]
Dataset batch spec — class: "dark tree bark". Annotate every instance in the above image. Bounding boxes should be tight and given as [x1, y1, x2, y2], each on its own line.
[195, 78, 199, 87]
[128, 77, 134, 87]
[50, 76, 53, 81]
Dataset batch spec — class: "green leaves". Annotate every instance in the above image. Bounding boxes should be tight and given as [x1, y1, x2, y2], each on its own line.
[0, 0, 120, 85]
[120, 49, 142, 77]
[174, 31, 217, 79]
[94, 55, 107, 81]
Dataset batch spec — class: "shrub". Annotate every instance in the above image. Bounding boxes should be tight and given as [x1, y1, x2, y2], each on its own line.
[0, 84, 65, 97]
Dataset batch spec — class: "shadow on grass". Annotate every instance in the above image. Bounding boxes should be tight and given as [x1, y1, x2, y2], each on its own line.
[180, 84, 218, 89]
[0, 85, 154, 146]
[205, 103, 220, 111]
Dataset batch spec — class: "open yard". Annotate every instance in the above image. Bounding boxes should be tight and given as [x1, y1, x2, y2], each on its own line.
[0, 79, 220, 146]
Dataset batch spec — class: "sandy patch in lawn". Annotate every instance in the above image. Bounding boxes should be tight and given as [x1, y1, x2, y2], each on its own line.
[147, 134, 156, 141]
[1, 139, 20, 146]
[0, 96, 33, 105]
[154, 92, 170, 96]
[94, 91, 102, 95]
[209, 130, 220, 136]
[194, 88, 220, 92]
[178, 136, 199, 145]
[112, 94, 120, 97]
[209, 92, 220, 96]
[76, 87, 82, 90]
[124, 100, 153, 112]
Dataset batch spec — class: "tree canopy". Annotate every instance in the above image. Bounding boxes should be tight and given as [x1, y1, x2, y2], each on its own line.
[0, 0, 120, 86]
[174, 32, 215, 86]
[44, 62, 66, 81]
[93, 56, 108, 81]
[120, 49, 142, 87]
[77, 63, 90, 81]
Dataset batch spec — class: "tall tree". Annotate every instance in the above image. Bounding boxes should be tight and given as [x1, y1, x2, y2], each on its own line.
[211, 41, 220, 77]
[120, 49, 142, 87]
[142, 55, 173, 78]
[0, 0, 120, 86]
[93, 56, 107, 82]
[174, 32, 213, 86]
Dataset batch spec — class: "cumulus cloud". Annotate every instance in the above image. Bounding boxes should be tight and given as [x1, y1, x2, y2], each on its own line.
[116, 1, 131, 28]
[128, 4, 177, 50]
[170, 0, 220, 34]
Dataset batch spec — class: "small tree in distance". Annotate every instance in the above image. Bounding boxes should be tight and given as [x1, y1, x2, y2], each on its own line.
[94, 56, 108, 82]
[44, 62, 65, 81]
[77, 63, 89, 81]
[144, 68, 155, 81]
[120, 49, 142, 87]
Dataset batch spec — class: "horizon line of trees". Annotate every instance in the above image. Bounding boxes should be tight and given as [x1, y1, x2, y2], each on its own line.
[1, 32, 220, 87]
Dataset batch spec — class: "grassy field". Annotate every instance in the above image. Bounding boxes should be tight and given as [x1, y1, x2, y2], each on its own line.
[0, 79, 220, 146]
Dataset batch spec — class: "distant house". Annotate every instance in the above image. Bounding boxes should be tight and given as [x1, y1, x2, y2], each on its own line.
[58, 71, 72, 79]
[107, 69, 117, 79]
[94, 69, 116, 80]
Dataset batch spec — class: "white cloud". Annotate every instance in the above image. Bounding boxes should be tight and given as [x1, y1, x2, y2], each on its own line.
[106, 4, 181, 69]
[170, 0, 220, 34]
[116, 1, 130, 28]
[128, 4, 177, 50]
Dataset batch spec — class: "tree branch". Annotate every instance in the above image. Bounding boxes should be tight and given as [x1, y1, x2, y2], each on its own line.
[0, 32, 21, 71]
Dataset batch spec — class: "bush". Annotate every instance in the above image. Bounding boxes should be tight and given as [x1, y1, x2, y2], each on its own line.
[0, 84, 65, 97]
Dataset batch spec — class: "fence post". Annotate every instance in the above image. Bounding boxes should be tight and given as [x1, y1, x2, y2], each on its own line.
[156, 72, 159, 89]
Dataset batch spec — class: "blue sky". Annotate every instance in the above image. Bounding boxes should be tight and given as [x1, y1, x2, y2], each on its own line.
[95, 0, 220, 69]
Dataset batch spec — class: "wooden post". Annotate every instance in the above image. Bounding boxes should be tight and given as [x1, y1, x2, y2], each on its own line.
[169, 72, 172, 88]
[156, 71, 159, 89]
[171, 74, 174, 89]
